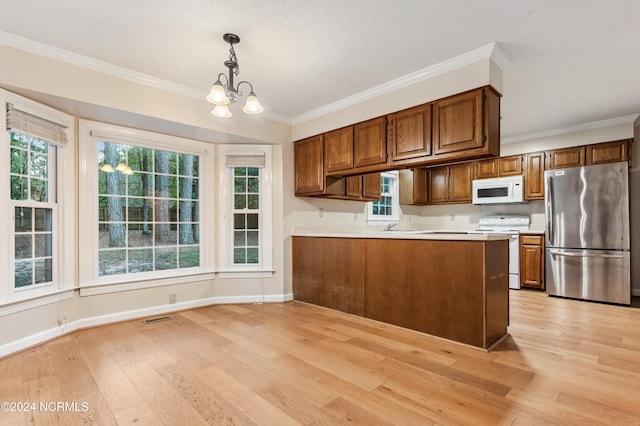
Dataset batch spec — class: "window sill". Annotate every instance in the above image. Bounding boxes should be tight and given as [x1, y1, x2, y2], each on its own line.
[217, 269, 274, 279]
[79, 272, 215, 296]
[0, 289, 75, 317]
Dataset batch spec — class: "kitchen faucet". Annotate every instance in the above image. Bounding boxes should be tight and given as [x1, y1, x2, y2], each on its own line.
[384, 223, 398, 231]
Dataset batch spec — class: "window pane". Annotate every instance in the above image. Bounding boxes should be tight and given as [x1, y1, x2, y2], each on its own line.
[155, 224, 177, 246]
[179, 246, 199, 268]
[34, 259, 53, 284]
[129, 249, 153, 273]
[234, 194, 246, 210]
[35, 208, 52, 232]
[247, 231, 259, 246]
[15, 207, 33, 232]
[30, 179, 47, 202]
[234, 214, 245, 230]
[10, 148, 26, 174]
[234, 231, 245, 246]
[155, 248, 177, 270]
[247, 194, 259, 209]
[247, 214, 258, 229]
[247, 167, 259, 177]
[128, 224, 153, 247]
[246, 248, 259, 264]
[234, 248, 246, 264]
[30, 153, 47, 178]
[15, 235, 32, 259]
[15, 261, 33, 288]
[247, 177, 259, 193]
[99, 250, 126, 276]
[234, 177, 246, 193]
[10, 176, 28, 200]
[34, 234, 52, 258]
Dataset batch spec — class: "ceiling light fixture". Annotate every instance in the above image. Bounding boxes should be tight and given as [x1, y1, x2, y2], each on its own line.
[206, 33, 264, 118]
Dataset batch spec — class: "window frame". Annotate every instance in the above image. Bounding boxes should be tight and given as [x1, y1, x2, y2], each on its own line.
[217, 144, 273, 278]
[367, 170, 400, 223]
[1, 90, 75, 307]
[78, 120, 215, 295]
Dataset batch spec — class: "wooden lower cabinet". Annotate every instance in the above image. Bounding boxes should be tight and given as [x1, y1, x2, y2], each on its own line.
[520, 234, 545, 290]
[292, 237, 364, 315]
[292, 236, 509, 350]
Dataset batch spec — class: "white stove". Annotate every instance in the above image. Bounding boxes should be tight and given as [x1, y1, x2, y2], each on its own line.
[469, 215, 530, 289]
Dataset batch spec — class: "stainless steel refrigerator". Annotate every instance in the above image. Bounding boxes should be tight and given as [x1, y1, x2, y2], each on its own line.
[545, 161, 631, 305]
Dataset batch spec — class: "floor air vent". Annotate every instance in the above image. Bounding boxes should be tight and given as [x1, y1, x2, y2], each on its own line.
[143, 316, 172, 324]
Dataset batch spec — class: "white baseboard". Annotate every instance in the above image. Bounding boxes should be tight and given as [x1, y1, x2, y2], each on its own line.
[0, 292, 294, 358]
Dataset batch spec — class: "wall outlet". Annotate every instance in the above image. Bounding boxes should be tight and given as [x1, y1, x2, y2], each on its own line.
[169, 293, 177, 304]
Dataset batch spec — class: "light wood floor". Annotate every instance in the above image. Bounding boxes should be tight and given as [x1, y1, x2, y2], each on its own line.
[1, 290, 640, 425]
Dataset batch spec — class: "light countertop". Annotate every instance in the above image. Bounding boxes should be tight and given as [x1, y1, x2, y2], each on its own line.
[293, 228, 511, 241]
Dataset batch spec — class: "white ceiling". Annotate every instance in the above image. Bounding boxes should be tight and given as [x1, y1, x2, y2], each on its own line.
[1, 0, 639, 141]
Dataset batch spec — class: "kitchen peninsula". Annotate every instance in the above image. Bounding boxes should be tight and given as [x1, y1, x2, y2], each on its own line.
[292, 231, 510, 350]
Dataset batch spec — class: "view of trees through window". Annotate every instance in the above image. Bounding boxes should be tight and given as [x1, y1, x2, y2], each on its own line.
[98, 141, 200, 276]
[233, 167, 260, 265]
[10, 132, 55, 289]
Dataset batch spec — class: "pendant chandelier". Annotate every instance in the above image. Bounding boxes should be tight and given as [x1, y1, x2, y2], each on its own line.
[206, 33, 264, 118]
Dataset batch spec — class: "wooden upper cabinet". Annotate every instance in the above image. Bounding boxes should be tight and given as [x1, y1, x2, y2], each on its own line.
[474, 158, 499, 179]
[427, 166, 449, 204]
[524, 152, 545, 200]
[294, 135, 344, 197]
[448, 162, 473, 203]
[294, 135, 325, 195]
[324, 126, 353, 173]
[399, 169, 428, 205]
[432, 87, 500, 163]
[499, 155, 523, 176]
[388, 104, 432, 164]
[353, 116, 388, 169]
[585, 139, 631, 165]
[345, 174, 381, 201]
[546, 146, 585, 170]
[474, 155, 522, 179]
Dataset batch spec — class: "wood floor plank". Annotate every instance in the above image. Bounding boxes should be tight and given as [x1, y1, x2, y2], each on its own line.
[2, 290, 640, 425]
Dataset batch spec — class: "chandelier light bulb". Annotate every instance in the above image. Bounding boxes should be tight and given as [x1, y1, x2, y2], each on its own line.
[101, 164, 114, 173]
[211, 104, 233, 118]
[207, 81, 230, 105]
[115, 163, 128, 172]
[242, 92, 264, 114]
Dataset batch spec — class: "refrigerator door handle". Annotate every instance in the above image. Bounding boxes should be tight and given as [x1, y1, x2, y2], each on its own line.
[546, 177, 554, 246]
[549, 250, 624, 259]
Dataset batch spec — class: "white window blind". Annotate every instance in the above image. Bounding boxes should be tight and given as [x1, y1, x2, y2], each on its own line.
[225, 154, 265, 168]
[6, 103, 68, 147]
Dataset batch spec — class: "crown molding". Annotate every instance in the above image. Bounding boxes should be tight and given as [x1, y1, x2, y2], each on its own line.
[502, 114, 639, 144]
[292, 42, 505, 125]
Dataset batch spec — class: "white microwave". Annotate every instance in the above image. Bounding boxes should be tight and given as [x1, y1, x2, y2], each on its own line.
[472, 175, 525, 204]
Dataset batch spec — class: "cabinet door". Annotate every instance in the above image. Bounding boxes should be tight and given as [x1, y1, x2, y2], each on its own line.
[345, 175, 362, 198]
[324, 126, 353, 173]
[292, 237, 365, 315]
[585, 139, 631, 165]
[524, 152, 545, 200]
[432, 89, 484, 155]
[546, 146, 585, 169]
[475, 158, 499, 179]
[448, 162, 473, 203]
[427, 166, 449, 204]
[362, 173, 382, 200]
[520, 235, 544, 289]
[294, 135, 325, 195]
[353, 116, 388, 168]
[498, 155, 523, 176]
[399, 169, 427, 205]
[389, 104, 432, 163]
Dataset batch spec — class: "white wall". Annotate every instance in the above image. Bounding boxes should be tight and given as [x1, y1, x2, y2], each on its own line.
[0, 44, 289, 357]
